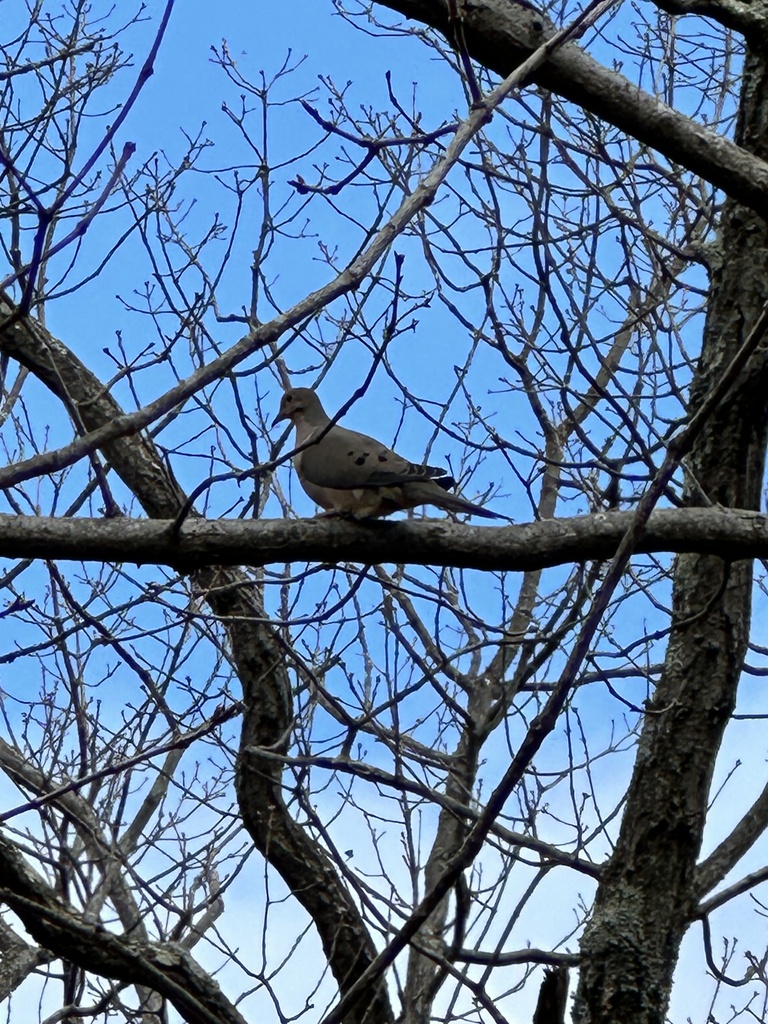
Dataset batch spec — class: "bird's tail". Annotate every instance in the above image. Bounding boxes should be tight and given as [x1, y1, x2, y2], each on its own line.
[404, 480, 509, 520]
[434, 492, 508, 520]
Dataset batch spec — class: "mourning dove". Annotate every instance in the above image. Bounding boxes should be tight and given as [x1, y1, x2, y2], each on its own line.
[272, 387, 504, 520]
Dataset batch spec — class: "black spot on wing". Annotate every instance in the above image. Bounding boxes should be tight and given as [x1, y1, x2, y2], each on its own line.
[348, 449, 372, 467]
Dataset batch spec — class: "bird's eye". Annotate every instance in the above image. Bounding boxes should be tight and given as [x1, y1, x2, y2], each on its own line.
[286, 395, 293, 403]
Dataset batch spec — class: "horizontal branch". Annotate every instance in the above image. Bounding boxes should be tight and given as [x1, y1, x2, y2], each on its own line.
[454, 946, 580, 967]
[0, 507, 766, 571]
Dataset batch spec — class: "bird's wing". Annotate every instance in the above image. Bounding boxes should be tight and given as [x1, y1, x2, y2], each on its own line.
[297, 423, 445, 490]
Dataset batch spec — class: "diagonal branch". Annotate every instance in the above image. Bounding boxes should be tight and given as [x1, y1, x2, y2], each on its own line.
[0, 915, 52, 1000]
[374, 0, 768, 219]
[695, 778, 768, 900]
[0, 831, 248, 1024]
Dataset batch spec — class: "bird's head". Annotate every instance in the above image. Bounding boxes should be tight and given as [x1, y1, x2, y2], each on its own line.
[272, 387, 326, 428]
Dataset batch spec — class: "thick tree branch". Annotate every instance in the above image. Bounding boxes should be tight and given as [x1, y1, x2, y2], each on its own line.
[0, 916, 51, 1000]
[0, 507, 764, 572]
[650, 0, 762, 35]
[374, 0, 768, 219]
[0, 833, 248, 1024]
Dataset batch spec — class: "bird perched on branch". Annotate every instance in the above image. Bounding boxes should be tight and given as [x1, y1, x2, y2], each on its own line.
[272, 387, 504, 520]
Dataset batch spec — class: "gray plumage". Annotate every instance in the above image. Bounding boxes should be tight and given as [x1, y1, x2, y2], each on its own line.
[272, 387, 504, 520]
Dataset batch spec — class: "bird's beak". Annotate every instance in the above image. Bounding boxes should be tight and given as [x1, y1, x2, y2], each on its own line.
[271, 410, 285, 428]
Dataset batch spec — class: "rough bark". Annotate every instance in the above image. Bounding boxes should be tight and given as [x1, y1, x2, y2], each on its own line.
[572, 47, 768, 1024]
[0, 916, 51, 1000]
[0, 507, 767, 571]
[533, 967, 569, 1024]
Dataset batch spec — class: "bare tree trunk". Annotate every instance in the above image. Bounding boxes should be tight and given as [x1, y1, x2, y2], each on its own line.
[573, 48, 768, 1023]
